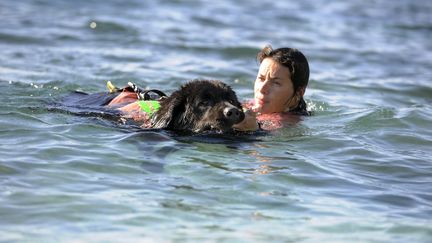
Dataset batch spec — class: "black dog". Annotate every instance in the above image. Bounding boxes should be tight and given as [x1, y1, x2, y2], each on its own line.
[151, 80, 245, 133]
[60, 79, 245, 133]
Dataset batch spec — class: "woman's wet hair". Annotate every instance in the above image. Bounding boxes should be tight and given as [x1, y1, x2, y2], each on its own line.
[257, 45, 309, 93]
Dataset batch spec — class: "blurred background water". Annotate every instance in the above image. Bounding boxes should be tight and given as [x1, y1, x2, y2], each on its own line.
[1, 0, 431, 242]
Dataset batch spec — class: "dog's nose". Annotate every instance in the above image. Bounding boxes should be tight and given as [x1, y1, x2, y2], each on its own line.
[223, 107, 244, 124]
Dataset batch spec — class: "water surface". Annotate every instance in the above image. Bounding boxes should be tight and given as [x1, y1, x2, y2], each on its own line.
[1, 0, 431, 242]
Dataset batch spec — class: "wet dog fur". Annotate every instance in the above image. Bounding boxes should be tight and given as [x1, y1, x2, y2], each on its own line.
[151, 80, 245, 133]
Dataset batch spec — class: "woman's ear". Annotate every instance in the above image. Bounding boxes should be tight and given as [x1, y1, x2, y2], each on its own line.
[297, 87, 305, 97]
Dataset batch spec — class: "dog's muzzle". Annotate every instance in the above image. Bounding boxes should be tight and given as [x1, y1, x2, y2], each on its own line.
[223, 105, 245, 125]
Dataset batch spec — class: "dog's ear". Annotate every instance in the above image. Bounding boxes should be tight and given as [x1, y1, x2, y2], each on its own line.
[151, 94, 185, 129]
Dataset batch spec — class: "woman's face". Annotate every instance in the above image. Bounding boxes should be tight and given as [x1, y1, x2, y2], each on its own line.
[254, 58, 295, 113]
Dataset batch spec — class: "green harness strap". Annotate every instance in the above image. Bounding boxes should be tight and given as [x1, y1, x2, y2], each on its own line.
[136, 100, 161, 117]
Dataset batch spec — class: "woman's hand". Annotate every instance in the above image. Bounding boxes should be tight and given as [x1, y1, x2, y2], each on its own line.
[233, 109, 259, 131]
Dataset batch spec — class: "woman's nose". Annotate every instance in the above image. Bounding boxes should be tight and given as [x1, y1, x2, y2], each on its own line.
[258, 80, 270, 94]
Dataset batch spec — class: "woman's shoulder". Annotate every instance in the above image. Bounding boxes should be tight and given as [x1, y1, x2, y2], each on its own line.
[241, 99, 310, 130]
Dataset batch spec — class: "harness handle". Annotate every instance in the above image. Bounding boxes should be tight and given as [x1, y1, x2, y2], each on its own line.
[140, 89, 167, 100]
[127, 82, 167, 101]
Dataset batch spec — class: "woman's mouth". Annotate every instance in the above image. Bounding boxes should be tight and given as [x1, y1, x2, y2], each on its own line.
[255, 98, 266, 106]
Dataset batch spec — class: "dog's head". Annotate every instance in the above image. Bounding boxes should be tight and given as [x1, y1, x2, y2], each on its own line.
[151, 79, 245, 133]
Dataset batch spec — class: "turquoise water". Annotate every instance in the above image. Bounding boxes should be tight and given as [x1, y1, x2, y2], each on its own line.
[1, 0, 432, 242]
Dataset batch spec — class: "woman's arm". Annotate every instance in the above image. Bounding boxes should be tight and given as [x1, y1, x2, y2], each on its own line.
[118, 102, 150, 122]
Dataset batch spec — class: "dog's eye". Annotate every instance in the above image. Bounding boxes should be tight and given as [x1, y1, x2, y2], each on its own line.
[229, 99, 239, 106]
[198, 100, 210, 107]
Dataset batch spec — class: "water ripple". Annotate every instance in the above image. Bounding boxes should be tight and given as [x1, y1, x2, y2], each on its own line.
[1, 0, 432, 241]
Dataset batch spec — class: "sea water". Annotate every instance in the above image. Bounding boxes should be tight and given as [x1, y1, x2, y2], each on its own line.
[1, 0, 431, 242]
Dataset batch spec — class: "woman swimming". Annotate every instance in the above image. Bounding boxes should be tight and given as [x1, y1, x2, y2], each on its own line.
[104, 45, 310, 131]
[233, 45, 311, 131]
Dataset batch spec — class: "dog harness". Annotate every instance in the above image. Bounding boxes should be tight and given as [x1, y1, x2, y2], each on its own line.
[136, 100, 160, 117]
[107, 81, 166, 117]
